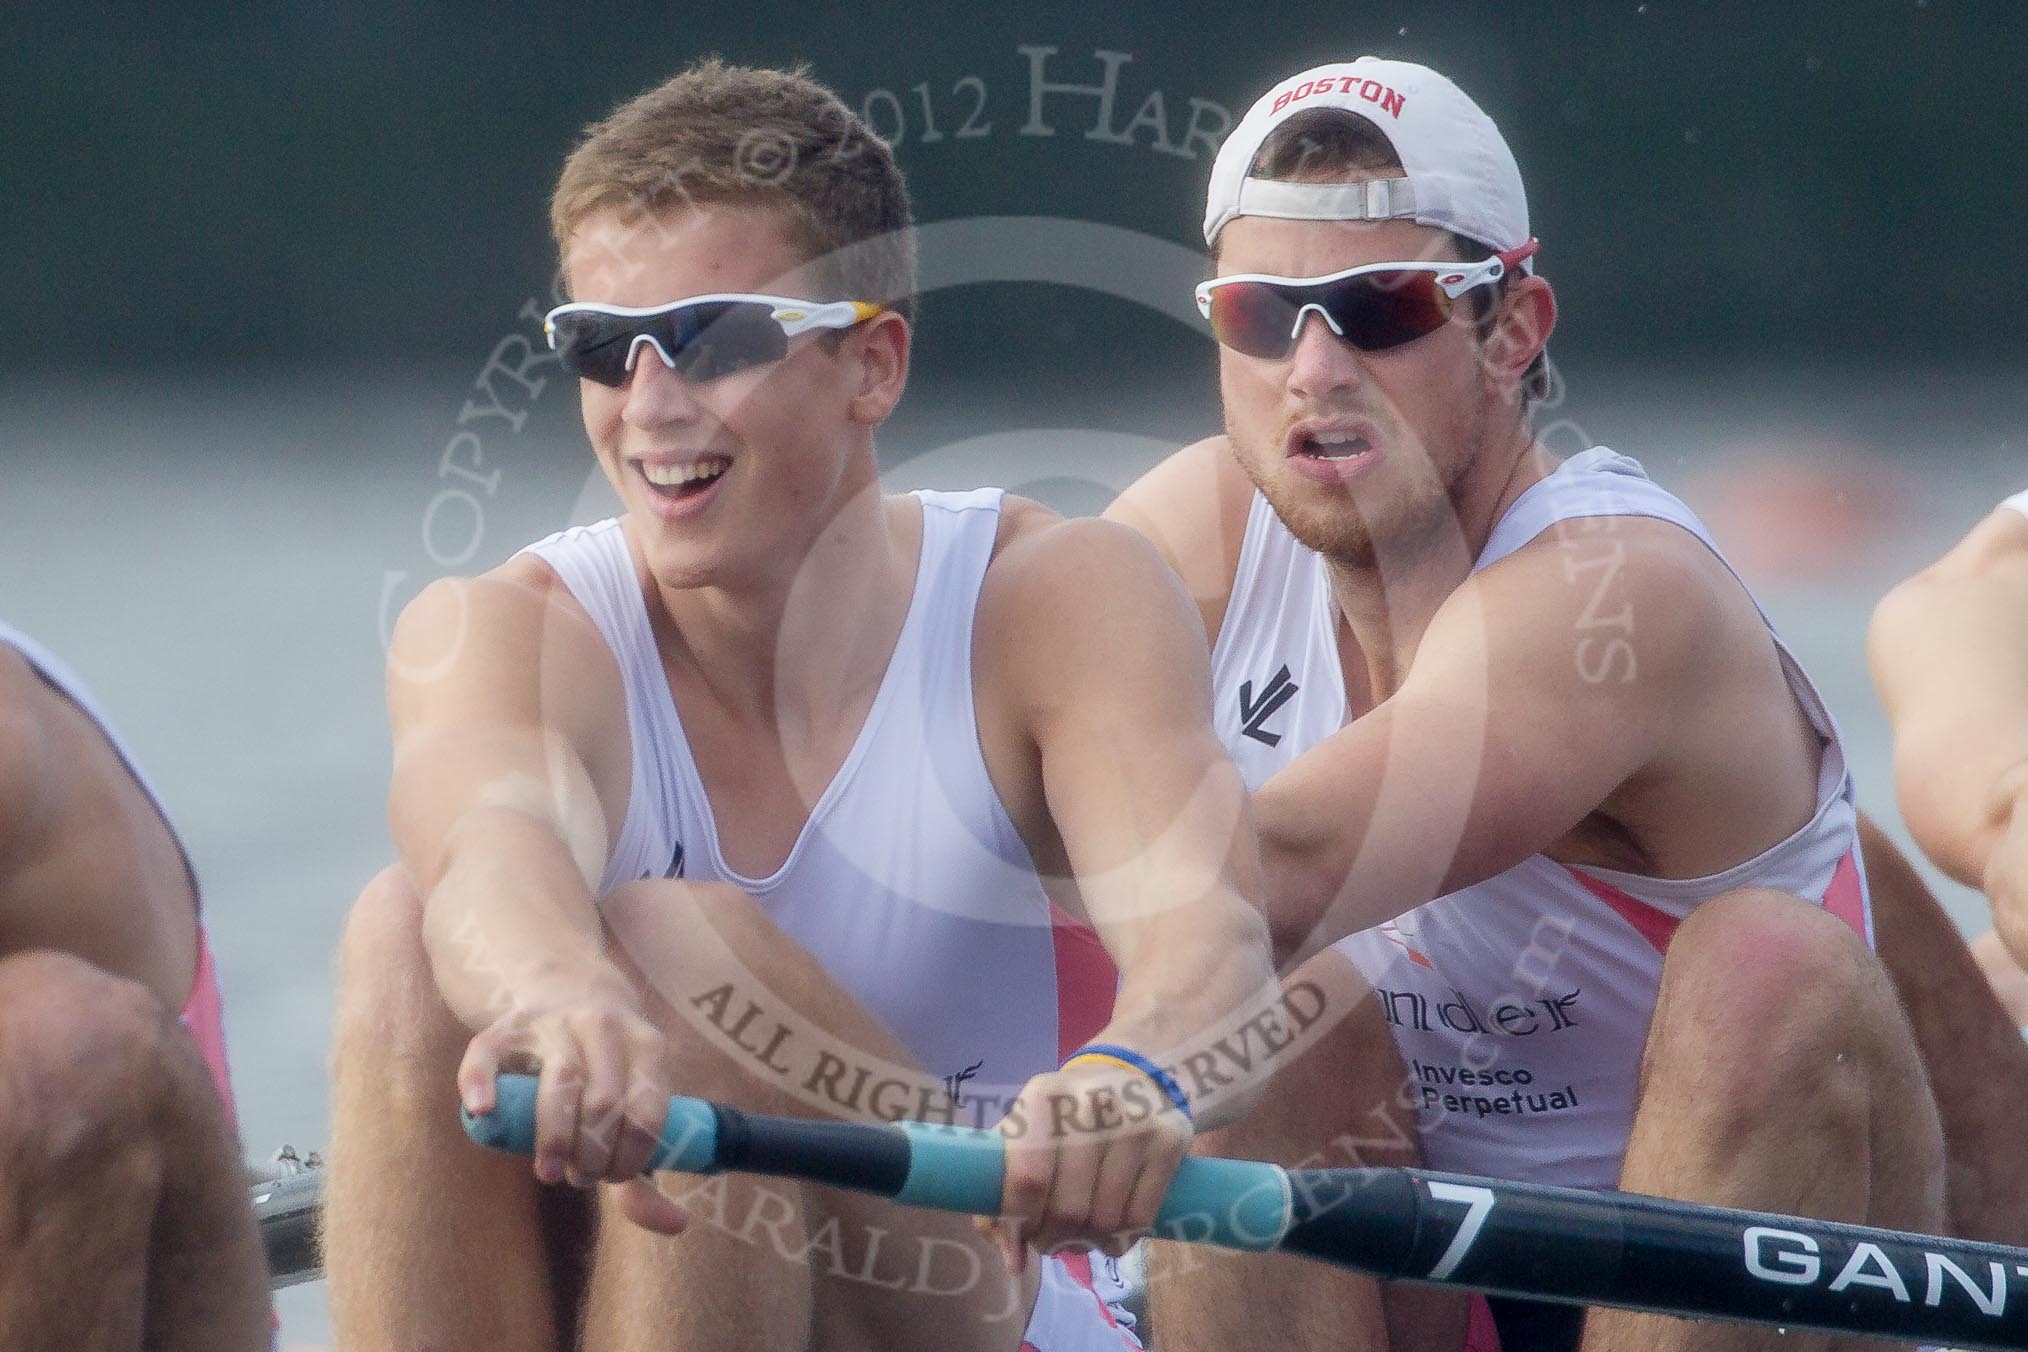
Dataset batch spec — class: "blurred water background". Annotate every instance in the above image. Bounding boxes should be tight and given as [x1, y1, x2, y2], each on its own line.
[4, 3, 2024, 1343]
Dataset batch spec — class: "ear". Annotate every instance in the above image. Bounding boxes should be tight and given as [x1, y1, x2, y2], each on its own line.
[846, 310, 911, 427]
[1483, 275, 1557, 395]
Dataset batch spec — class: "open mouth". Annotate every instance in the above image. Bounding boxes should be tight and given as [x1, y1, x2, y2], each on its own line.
[1292, 429, 1374, 462]
[638, 456, 731, 501]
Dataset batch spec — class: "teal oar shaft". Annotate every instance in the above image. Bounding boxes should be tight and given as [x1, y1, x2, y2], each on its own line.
[463, 1074, 2028, 1349]
[463, 1072, 1293, 1249]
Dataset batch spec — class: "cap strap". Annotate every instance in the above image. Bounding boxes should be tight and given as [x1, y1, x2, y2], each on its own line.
[1231, 176, 1419, 225]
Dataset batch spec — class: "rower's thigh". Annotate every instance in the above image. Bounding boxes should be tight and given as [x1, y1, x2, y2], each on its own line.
[1148, 948, 1468, 1352]
[589, 881, 1044, 1351]
[1863, 815, 2028, 1244]
[1595, 891, 1941, 1352]
[0, 950, 268, 1351]
[329, 866, 592, 1350]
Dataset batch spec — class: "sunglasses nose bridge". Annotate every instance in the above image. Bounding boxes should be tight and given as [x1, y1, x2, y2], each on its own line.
[1288, 300, 1348, 347]
[616, 333, 709, 429]
[1283, 300, 1372, 396]
[625, 331, 679, 376]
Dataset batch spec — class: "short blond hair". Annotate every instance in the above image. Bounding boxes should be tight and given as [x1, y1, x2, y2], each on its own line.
[551, 59, 917, 323]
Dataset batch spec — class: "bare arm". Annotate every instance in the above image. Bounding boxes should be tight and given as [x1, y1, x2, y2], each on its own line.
[1869, 511, 2028, 890]
[1870, 508, 2028, 968]
[986, 515, 1276, 1127]
[976, 514, 1277, 1264]
[0, 659, 53, 889]
[1255, 521, 1718, 967]
[386, 568, 681, 1229]
[388, 572, 618, 1027]
[0, 652, 194, 1003]
[0, 664, 53, 940]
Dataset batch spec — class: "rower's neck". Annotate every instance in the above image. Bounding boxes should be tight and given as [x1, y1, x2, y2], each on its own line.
[1329, 437, 1556, 706]
[647, 477, 920, 729]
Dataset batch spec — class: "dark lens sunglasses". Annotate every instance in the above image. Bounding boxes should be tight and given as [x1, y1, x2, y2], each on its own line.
[544, 294, 885, 388]
[1195, 239, 1538, 359]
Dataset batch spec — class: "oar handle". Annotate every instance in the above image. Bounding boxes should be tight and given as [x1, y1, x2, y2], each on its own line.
[462, 1077, 2028, 1348]
[462, 1072, 1294, 1249]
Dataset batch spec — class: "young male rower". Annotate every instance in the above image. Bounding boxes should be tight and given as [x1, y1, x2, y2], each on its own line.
[323, 61, 1275, 1352]
[1106, 57, 1944, 1351]
[1872, 491, 2028, 1009]
[0, 624, 269, 1348]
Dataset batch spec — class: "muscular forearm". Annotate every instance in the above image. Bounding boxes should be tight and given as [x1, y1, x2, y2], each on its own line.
[417, 809, 626, 1031]
[1250, 702, 1507, 969]
[1255, 792, 1453, 971]
[1097, 902, 1278, 1131]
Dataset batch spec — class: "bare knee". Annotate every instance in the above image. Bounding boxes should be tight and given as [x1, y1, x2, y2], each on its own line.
[1646, 889, 1901, 1133]
[0, 950, 178, 1172]
[336, 865, 457, 1063]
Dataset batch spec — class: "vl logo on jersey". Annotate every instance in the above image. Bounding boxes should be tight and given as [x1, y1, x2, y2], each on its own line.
[640, 841, 686, 881]
[942, 1059, 984, 1108]
[1239, 664, 1299, 746]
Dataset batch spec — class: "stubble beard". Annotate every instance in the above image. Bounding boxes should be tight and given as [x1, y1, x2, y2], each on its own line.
[1230, 401, 1487, 573]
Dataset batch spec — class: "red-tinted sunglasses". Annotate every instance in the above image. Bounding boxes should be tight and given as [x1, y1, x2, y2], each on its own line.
[1195, 239, 1539, 359]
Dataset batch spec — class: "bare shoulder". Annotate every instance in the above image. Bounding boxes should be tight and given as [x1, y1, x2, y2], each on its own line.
[1102, 434, 1255, 643]
[976, 505, 1212, 709]
[983, 505, 1194, 615]
[387, 552, 621, 741]
[1456, 513, 1734, 664]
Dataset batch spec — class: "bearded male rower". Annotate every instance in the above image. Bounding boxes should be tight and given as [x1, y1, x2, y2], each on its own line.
[1108, 57, 1948, 1351]
[0, 624, 268, 1347]
[324, 61, 1275, 1352]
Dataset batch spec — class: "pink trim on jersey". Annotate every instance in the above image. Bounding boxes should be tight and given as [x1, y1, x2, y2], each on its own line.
[1054, 1256, 1151, 1345]
[1465, 1294, 1504, 1352]
[1051, 904, 1117, 1062]
[1820, 849, 1866, 941]
[178, 937, 238, 1133]
[1566, 866, 1683, 955]
[1054, 1256, 1135, 1337]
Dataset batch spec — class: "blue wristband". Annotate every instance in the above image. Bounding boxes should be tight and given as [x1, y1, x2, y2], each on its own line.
[1062, 1042, 1192, 1121]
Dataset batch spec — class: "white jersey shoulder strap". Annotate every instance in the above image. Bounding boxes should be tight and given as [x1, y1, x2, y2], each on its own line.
[1474, 447, 1845, 747]
[515, 519, 687, 891]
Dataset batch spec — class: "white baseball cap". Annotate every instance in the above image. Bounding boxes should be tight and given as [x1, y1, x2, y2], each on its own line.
[1204, 57, 1532, 270]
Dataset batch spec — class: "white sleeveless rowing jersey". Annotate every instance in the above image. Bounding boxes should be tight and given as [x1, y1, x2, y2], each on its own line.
[2000, 489, 2028, 520]
[0, 621, 239, 1127]
[1209, 448, 1868, 1189]
[519, 491, 1117, 1119]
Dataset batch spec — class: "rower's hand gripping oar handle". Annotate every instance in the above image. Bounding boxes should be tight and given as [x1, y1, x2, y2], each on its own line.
[462, 1072, 1296, 1250]
[460, 1075, 2028, 1349]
